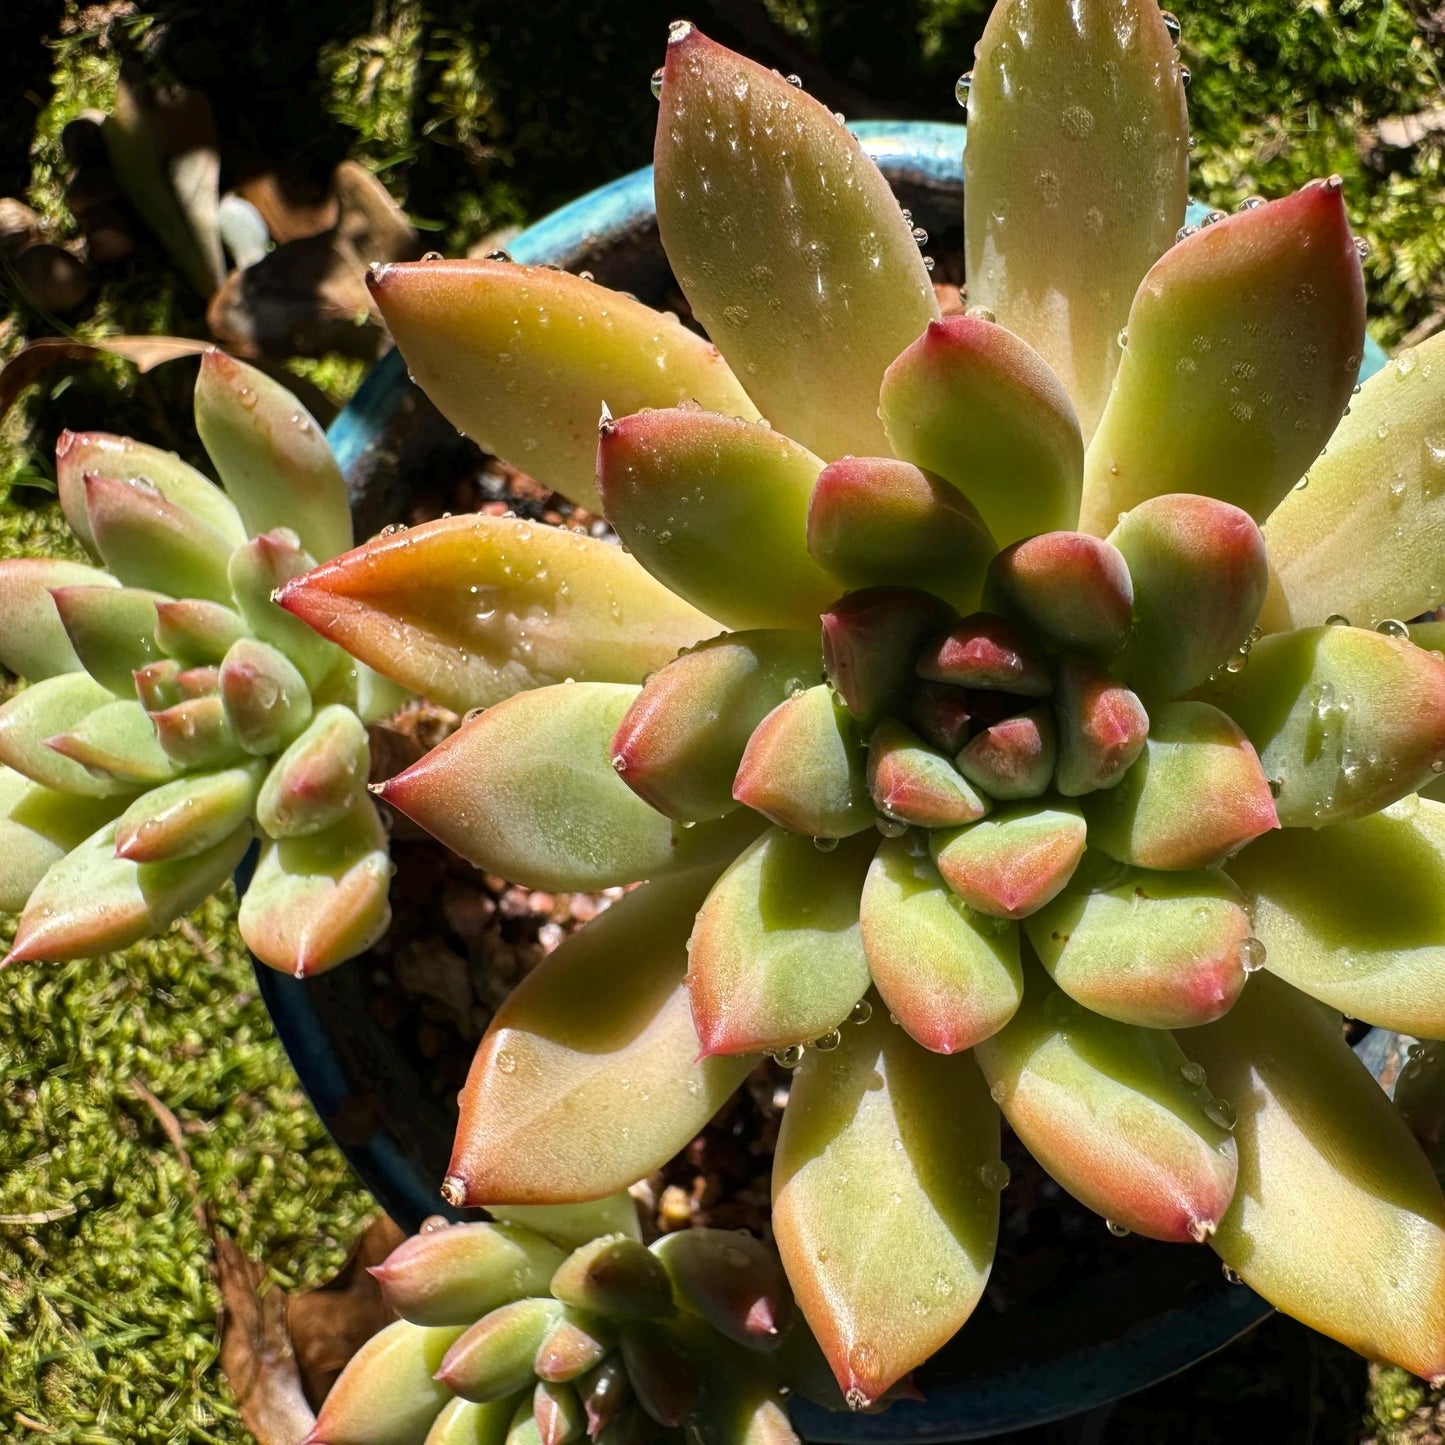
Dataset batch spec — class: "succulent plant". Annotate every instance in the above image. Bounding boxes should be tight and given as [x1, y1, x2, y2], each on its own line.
[222, 0, 1445, 1410]
[309, 1196, 829, 1445]
[0, 353, 406, 977]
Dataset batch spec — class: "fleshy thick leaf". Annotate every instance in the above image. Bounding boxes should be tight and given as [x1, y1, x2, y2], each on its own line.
[931, 801, 1087, 920]
[487, 1196, 643, 1252]
[609, 629, 820, 823]
[229, 530, 344, 690]
[1228, 797, 1445, 1038]
[650, 1228, 794, 1350]
[424, 1399, 515, 1445]
[597, 409, 835, 631]
[152, 695, 243, 771]
[956, 707, 1056, 801]
[55, 428, 246, 558]
[866, 718, 989, 829]
[879, 317, 1083, 546]
[256, 704, 370, 838]
[83, 471, 236, 607]
[772, 1007, 999, 1405]
[195, 349, 353, 560]
[4, 818, 249, 965]
[51, 585, 168, 694]
[379, 683, 753, 891]
[237, 797, 392, 978]
[305, 1320, 463, 1445]
[0, 559, 115, 680]
[805, 457, 994, 611]
[371, 1223, 565, 1328]
[732, 686, 872, 838]
[1053, 658, 1150, 797]
[153, 598, 249, 667]
[45, 699, 176, 786]
[1199, 625, 1445, 828]
[982, 532, 1132, 658]
[550, 1237, 672, 1320]
[916, 612, 1051, 697]
[114, 764, 261, 862]
[1025, 854, 1251, 1028]
[687, 826, 873, 1057]
[278, 515, 717, 715]
[1110, 495, 1268, 702]
[0, 767, 122, 912]
[963, 0, 1188, 439]
[1080, 701, 1277, 867]
[219, 637, 312, 755]
[655, 25, 937, 461]
[368, 258, 759, 512]
[1187, 973, 1445, 1379]
[861, 835, 1022, 1053]
[975, 972, 1239, 1242]
[0, 672, 126, 796]
[446, 867, 754, 1205]
[1080, 183, 1365, 534]
[1263, 331, 1445, 631]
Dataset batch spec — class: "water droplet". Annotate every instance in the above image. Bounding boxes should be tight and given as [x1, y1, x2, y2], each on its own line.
[1180, 1061, 1207, 1087]
[1175, 223, 1198, 243]
[419, 1214, 451, 1232]
[955, 71, 972, 106]
[1203, 209, 1228, 226]
[979, 1159, 1011, 1191]
[814, 1029, 842, 1052]
[1238, 196, 1265, 211]
[875, 814, 909, 838]
[849, 999, 873, 1025]
[1225, 652, 1248, 673]
[1294, 474, 1310, 491]
[1325, 613, 1351, 627]
[1431, 759, 1445, 774]
[1268, 777, 1283, 798]
[1222, 1264, 1244, 1285]
[1203, 1097, 1237, 1130]
[1353, 235, 1371, 261]
[1161, 9, 1181, 43]
[421, 249, 444, 262]
[911, 225, 929, 246]
[774, 1044, 805, 1069]
[1179, 64, 1191, 86]
[964, 304, 997, 323]
[1376, 618, 1410, 639]
[1117, 328, 1129, 348]
[1239, 936, 1267, 974]
[922, 256, 935, 272]
[813, 835, 839, 852]
[485, 249, 513, 263]
[785, 73, 803, 88]
[1106, 1219, 1131, 1237]
[651, 67, 664, 99]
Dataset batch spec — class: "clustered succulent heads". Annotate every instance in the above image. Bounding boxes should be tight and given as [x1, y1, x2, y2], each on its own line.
[0, 354, 405, 978]
[311, 1197, 826, 1445]
[274, 0, 1445, 1406]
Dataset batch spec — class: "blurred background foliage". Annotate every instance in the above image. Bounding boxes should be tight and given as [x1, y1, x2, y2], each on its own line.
[1, 1, 1443, 1441]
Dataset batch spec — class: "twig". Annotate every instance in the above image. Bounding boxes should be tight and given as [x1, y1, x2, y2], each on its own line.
[0, 1204, 78, 1226]
[14, 1413, 55, 1435]
[129, 1077, 206, 1230]
[176, 917, 222, 969]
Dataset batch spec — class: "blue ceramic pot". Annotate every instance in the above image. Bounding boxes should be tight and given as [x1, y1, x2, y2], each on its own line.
[256, 121, 1392, 1442]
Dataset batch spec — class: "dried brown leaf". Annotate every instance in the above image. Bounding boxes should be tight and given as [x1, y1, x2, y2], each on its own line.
[0, 334, 209, 418]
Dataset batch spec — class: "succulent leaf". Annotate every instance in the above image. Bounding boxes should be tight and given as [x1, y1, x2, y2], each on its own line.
[368, 259, 759, 513]
[3, 818, 250, 965]
[237, 797, 392, 978]
[256, 704, 370, 838]
[879, 317, 1084, 546]
[151, 694, 244, 771]
[907, 681, 975, 755]
[1200, 625, 1445, 828]
[113, 764, 262, 862]
[963, 0, 1188, 439]
[372, 1223, 566, 1328]
[619, 1323, 697, 1427]
[277, 515, 717, 716]
[152, 597, 249, 666]
[577, 1361, 631, 1439]
[1263, 331, 1445, 632]
[609, 629, 821, 823]
[0, 559, 116, 680]
[687, 826, 873, 1057]
[194, 350, 353, 561]
[866, 718, 990, 829]
[534, 1314, 612, 1385]
[974, 971, 1239, 1242]
[305, 1319, 464, 1445]
[1080, 183, 1366, 534]
[1079, 700, 1277, 867]
[45, 699, 177, 786]
[49, 584, 168, 694]
[533, 1380, 587, 1445]
[133, 659, 183, 712]
[597, 409, 835, 631]
[931, 800, 1087, 920]
[218, 637, 312, 754]
[1187, 972, 1445, 1379]
[82, 471, 235, 606]
[1227, 797, 1445, 1037]
[805, 457, 994, 611]
[821, 588, 955, 733]
[424, 1398, 516, 1445]
[446, 867, 754, 1205]
[956, 706, 1056, 800]
[982, 532, 1132, 658]
[1052, 658, 1150, 797]
[550, 1236, 673, 1320]
[654, 25, 937, 461]
[437, 1300, 567, 1403]
[860, 835, 1022, 1053]
[1109, 495, 1269, 702]
[229, 529, 344, 690]
[55, 429, 246, 558]
[731, 686, 873, 838]
[0, 672, 126, 796]
[650, 1228, 794, 1350]
[915, 613, 1051, 696]
[772, 1005, 1000, 1405]
[378, 684, 755, 891]
[1025, 854, 1251, 1028]
[487, 1196, 643, 1252]
[0, 767, 123, 912]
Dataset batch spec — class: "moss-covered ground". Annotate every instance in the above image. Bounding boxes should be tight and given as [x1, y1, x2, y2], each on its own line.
[1, 2, 1442, 1440]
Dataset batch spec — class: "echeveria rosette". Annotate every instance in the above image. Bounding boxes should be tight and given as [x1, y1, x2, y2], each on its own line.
[0, 352, 408, 979]
[277, 2, 1445, 1409]
[306, 1197, 835, 1445]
